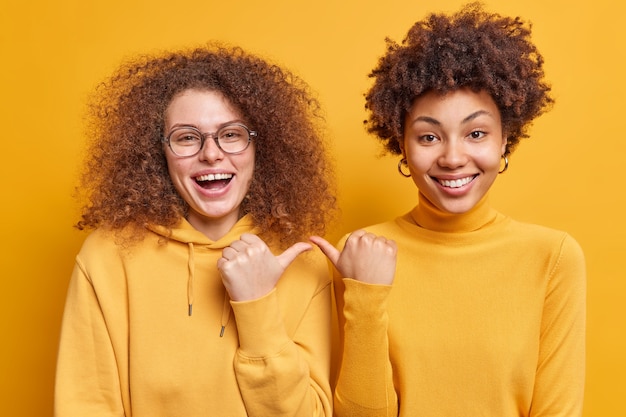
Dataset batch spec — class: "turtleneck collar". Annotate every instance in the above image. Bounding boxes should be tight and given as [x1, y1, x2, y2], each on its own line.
[410, 192, 498, 233]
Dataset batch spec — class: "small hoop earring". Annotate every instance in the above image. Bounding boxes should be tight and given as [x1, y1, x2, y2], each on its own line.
[398, 158, 411, 177]
[498, 156, 509, 174]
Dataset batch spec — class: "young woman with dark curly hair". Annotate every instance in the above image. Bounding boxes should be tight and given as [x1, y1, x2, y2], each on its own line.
[312, 3, 586, 416]
[55, 44, 337, 417]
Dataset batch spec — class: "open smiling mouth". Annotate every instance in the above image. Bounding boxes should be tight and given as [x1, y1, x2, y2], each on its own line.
[195, 173, 233, 190]
[435, 175, 477, 188]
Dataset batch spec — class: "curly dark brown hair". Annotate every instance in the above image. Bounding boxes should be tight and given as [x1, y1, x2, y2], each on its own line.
[76, 43, 336, 247]
[365, 2, 554, 156]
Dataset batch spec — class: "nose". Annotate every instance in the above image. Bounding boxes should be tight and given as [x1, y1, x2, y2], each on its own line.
[198, 136, 224, 163]
[437, 140, 468, 169]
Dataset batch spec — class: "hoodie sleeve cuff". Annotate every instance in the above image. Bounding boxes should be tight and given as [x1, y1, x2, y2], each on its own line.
[230, 288, 289, 358]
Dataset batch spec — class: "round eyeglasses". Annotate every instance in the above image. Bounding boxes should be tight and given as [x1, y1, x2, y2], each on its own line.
[163, 123, 257, 157]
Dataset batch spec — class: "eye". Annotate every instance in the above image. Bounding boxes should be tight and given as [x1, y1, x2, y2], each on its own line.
[468, 130, 486, 140]
[418, 134, 439, 144]
[218, 125, 247, 143]
[171, 129, 201, 145]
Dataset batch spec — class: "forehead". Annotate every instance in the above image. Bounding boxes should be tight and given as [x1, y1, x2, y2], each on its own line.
[167, 89, 232, 111]
[407, 88, 501, 124]
[164, 89, 243, 126]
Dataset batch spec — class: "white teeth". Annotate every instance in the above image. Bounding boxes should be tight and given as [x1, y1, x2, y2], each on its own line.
[438, 176, 474, 188]
[196, 173, 233, 182]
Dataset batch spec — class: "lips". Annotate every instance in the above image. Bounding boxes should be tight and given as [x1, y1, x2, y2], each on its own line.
[435, 175, 477, 188]
[194, 173, 233, 189]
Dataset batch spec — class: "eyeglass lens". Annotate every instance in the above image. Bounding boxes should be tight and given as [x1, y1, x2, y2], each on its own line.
[167, 124, 251, 156]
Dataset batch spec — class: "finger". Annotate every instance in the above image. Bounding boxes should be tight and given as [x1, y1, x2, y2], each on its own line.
[221, 246, 238, 260]
[227, 239, 250, 252]
[372, 236, 398, 255]
[239, 233, 263, 244]
[276, 242, 312, 269]
[347, 229, 374, 247]
[348, 229, 367, 239]
[309, 236, 341, 266]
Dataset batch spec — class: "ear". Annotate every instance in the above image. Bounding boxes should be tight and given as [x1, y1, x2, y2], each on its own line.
[501, 135, 508, 156]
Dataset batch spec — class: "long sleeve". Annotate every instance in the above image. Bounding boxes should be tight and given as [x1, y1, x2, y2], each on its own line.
[333, 278, 397, 417]
[232, 283, 333, 417]
[55, 260, 128, 417]
[530, 234, 586, 417]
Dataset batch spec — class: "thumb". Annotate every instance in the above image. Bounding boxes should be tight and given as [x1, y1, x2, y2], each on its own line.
[276, 242, 312, 269]
[309, 236, 341, 267]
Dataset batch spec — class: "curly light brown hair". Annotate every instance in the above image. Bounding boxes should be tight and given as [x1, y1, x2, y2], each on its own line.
[365, 2, 554, 157]
[76, 43, 336, 247]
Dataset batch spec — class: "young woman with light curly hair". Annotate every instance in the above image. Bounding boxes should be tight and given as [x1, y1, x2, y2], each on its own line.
[55, 43, 336, 417]
[312, 3, 586, 416]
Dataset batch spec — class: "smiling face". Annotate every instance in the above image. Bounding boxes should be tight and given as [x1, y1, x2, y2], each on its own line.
[164, 89, 255, 240]
[402, 88, 507, 214]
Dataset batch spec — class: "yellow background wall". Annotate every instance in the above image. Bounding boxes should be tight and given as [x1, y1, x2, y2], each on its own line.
[1, 0, 624, 415]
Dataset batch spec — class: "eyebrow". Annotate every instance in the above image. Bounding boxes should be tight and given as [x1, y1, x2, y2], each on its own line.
[168, 119, 247, 131]
[410, 110, 493, 126]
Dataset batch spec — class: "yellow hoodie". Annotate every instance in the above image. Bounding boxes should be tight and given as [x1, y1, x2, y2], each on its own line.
[55, 215, 333, 417]
[333, 194, 586, 417]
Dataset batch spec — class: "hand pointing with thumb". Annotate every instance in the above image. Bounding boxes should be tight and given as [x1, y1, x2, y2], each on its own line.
[310, 230, 397, 286]
[218, 233, 312, 301]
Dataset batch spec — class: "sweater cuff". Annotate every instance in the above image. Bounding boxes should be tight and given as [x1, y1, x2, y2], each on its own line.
[230, 289, 289, 358]
[343, 278, 392, 321]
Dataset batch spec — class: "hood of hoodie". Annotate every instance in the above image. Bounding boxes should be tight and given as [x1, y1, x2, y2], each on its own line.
[146, 214, 260, 318]
[147, 214, 259, 248]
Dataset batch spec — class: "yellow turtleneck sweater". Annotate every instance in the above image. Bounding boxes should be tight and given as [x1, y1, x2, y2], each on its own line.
[55, 215, 333, 417]
[333, 194, 586, 417]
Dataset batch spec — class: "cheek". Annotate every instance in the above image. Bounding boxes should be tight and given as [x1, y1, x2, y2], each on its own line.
[242, 162, 256, 189]
[405, 149, 435, 173]
[227, 153, 256, 193]
[164, 157, 188, 186]
[238, 152, 256, 179]
[478, 150, 504, 173]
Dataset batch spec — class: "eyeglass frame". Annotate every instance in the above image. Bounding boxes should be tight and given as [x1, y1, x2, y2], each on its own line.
[162, 122, 257, 157]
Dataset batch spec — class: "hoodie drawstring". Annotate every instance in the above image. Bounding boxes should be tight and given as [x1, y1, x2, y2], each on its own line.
[186, 240, 231, 337]
[220, 293, 231, 337]
[187, 242, 195, 316]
